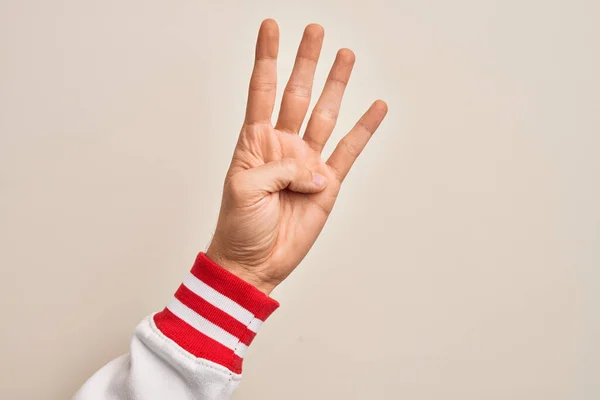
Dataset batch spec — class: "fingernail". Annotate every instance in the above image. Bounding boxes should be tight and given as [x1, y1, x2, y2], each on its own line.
[312, 172, 326, 186]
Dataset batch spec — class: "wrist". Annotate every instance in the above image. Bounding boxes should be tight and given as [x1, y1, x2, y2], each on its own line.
[205, 246, 276, 295]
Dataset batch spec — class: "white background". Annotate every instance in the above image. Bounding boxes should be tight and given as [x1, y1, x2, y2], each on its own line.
[1, 1, 598, 399]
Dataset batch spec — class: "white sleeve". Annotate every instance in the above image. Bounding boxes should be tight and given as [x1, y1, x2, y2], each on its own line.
[73, 252, 280, 400]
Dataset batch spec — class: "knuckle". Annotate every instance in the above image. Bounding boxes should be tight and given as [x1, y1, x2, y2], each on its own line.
[341, 139, 361, 157]
[281, 158, 298, 175]
[329, 164, 345, 181]
[329, 77, 348, 89]
[313, 107, 339, 121]
[284, 83, 312, 99]
[356, 120, 372, 133]
[249, 80, 276, 93]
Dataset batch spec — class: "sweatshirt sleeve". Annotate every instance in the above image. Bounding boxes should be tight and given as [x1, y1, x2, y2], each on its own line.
[73, 252, 280, 400]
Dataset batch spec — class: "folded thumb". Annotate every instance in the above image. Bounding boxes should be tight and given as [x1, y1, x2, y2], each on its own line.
[247, 158, 328, 194]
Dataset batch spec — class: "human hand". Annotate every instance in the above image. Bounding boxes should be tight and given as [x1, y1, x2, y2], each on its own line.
[206, 19, 387, 294]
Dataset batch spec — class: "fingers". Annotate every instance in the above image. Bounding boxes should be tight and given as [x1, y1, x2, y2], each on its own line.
[274, 24, 324, 134]
[244, 158, 328, 194]
[303, 48, 355, 152]
[326, 100, 388, 181]
[245, 19, 280, 125]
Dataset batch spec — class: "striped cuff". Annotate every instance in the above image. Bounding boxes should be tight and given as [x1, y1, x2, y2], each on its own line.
[153, 252, 279, 374]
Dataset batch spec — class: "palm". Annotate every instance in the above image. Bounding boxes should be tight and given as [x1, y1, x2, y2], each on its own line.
[225, 123, 336, 274]
[242, 123, 337, 254]
[208, 20, 387, 293]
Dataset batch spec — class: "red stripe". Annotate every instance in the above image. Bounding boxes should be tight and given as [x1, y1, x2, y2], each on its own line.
[191, 253, 279, 319]
[174, 284, 256, 346]
[154, 309, 243, 374]
[254, 300, 279, 321]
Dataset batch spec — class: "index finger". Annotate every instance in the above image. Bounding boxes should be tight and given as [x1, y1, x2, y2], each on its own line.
[245, 19, 279, 125]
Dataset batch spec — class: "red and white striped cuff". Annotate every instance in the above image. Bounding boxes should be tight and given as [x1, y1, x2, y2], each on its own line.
[153, 252, 279, 374]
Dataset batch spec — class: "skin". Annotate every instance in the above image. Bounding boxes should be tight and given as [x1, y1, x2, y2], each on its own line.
[206, 19, 388, 294]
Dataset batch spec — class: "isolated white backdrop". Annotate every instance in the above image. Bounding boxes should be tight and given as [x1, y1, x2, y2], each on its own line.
[1, 1, 598, 399]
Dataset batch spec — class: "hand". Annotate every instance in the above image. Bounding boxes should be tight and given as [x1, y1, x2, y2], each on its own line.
[206, 19, 387, 294]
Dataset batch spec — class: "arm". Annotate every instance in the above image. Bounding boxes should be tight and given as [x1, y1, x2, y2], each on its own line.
[74, 253, 278, 399]
[74, 19, 387, 400]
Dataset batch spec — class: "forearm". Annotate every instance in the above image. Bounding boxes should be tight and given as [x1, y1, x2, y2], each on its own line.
[74, 253, 278, 400]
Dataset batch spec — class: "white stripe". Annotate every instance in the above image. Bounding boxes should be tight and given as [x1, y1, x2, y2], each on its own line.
[234, 343, 249, 358]
[167, 297, 243, 353]
[182, 272, 265, 332]
[247, 318, 263, 333]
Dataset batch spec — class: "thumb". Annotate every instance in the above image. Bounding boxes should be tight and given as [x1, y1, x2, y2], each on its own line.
[248, 158, 328, 194]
